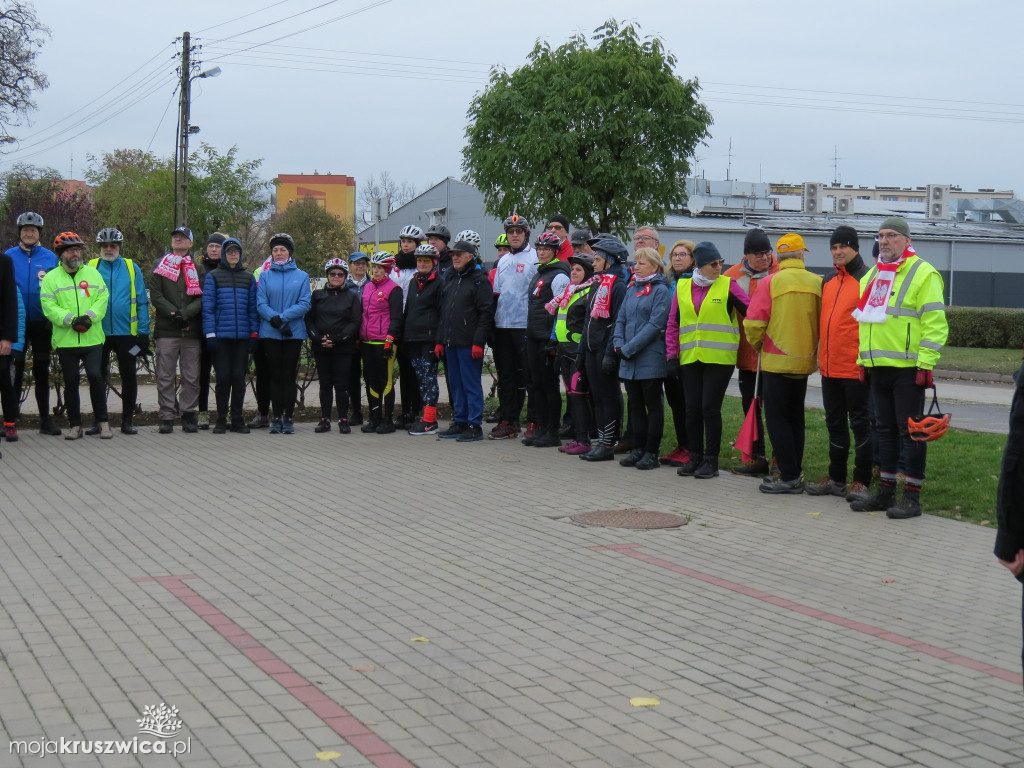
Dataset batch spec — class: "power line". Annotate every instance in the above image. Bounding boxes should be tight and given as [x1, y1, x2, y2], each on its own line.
[206, 0, 345, 44]
[195, 0, 294, 33]
[220, 59, 483, 85]
[148, 83, 181, 153]
[203, 48, 487, 80]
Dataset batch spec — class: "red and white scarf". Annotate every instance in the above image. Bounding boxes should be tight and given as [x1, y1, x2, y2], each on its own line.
[545, 276, 596, 314]
[589, 273, 618, 318]
[852, 245, 914, 324]
[153, 254, 202, 295]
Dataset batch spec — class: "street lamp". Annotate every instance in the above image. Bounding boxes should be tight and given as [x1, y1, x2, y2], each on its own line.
[174, 30, 222, 228]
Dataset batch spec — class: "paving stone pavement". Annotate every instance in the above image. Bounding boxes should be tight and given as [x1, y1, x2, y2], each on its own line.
[0, 422, 1022, 768]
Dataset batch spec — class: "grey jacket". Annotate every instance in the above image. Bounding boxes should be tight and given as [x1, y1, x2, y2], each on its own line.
[611, 273, 671, 380]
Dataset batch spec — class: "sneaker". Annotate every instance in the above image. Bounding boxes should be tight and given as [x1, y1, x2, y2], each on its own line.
[375, 419, 396, 434]
[337, 419, 351, 434]
[282, 419, 295, 435]
[85, 423, 102, 436]
[693, 457, 720, 479]
[523, 422, 538, 440]
[268, 419, 283, 434]
[635, 452, 660, 470]
[886, 492, 922, 520]
[230, 417, 250, 434]
[613, 439, 636, 455]
[348, 410, 364, 426]
[850, 487, 895, 512]
[759, 476, 806, 494]
[97, 422, 113, 439]
[248, 413, 269, 429]
[4, 424, 17, 442]
[731, 457, 769, 476]
[182, 413, 199, 434]
[39, 419, 62, 436]
[360, 420, 379, 434]
[198, 411, 210, 430]
[456, 424, 484, 442]
[158, 420, 174, 434]
[120, 418, 137, 435]
[559, 440, 585, 454]
[63, 425, 83, 440]
[212, 420, 228, 434]
[580, 444, 614, 462]
[408, 420, 439, 436]
[489, 420, 519, 440]
[677, 457, 701, 477]
[315, 418, 331, 433]
[438, 423, 468, 439]
[659, 447, 690, 467]
[619, 448, 645, 467]
[532, 432, 561, 448]
[805, 477, 847, 497]
[845, 482, 871, 503]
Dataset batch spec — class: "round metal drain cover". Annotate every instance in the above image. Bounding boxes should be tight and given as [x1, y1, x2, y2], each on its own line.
[570, 509, 687, 529]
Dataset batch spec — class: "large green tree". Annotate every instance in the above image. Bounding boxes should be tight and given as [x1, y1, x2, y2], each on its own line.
[271, 197, 355, 275]
[462, 19, 712, 238]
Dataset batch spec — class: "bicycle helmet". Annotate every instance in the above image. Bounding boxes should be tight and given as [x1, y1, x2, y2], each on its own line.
[454, 229, 482, 247]
[269, 232, 295, 254]
[399, 224, 424, 241]
[370, 251, 396, 268]
[425, 224, 451, 243]
[535, 231, 562, 250]
[96, 227, 124, 244]
[325, 257, 349, 275]
[589, 236, 629, 265]
[414, 243, 439, 259]
[494, 233, 509, 249]
[908, 387, 951, 442]
[503, 214, 530, 232]
[53, 232, 85, 254]
[16, 211, 44, 230]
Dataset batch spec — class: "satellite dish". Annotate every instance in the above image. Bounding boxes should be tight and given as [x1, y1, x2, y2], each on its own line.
[688, 195, 706, 215]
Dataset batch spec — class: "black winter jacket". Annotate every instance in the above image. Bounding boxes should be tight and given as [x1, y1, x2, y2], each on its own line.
[437, 263, 494, 348]
[403, 270, 443, 343]
[526, 259, 571, 340]
[580, 267, 628, 357]
[307, 285, 361, 354]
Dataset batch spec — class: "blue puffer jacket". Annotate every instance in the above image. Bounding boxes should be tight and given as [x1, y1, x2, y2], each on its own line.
[7, 243, 58, 321]
[611, 273, 671, 380]
[202, 241, 258, 339]
[90, 256, 151, 337]
[256, 258, 311, 339]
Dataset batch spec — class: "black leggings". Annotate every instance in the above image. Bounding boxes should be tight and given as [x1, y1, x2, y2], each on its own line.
[681, 361, 734, 460]
[199, 341, 213, 412]
[348, 345, 362, 413]
[525, 337, 560, 435]
[362, 343, 395, 423]
[584, 351, 622, 446]
[57, 345, 106, 426]
[214, 340, 250, 420]
[0, 353, 19, 422]
[251, 342, 270, 416]
[397, 342, 420, 418]
[12, 319, 52, 418]
[559, 352, 590, 443]
[315, 351, 352, 421]
[662, 371, 688, 451]
[622, 378, 664, 454]
[261, 339, 302, 420]
[101, 335, 141, 416]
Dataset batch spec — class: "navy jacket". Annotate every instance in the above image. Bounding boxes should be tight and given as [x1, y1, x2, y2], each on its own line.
[202, 261, 258, 340]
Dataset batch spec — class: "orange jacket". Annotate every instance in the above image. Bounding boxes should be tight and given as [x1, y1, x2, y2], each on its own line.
[724, 255, 779, 371]
[818, 254, 869, 379]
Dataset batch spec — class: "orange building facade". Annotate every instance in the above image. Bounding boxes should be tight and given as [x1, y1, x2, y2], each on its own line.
[275, 174, 356, 220]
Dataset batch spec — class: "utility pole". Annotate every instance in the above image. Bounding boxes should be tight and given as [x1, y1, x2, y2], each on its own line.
[175, 32, 191, 228]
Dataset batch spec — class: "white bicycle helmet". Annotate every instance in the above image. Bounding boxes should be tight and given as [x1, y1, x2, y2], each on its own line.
[399, 224, 424, 241]
[454, 229, 482, 247]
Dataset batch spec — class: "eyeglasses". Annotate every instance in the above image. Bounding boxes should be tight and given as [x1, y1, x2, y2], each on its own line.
[750, 250, 772, 258]
[706, 259, 725, 267]
[547, 224, 567, 231]
[634, 234, 658, 243]
[875, 232, 905, 242]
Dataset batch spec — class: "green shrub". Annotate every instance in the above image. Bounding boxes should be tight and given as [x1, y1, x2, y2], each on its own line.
[947, 306, 1024, 348]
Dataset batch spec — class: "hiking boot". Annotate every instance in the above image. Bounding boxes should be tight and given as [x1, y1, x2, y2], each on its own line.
[64, 425, 84, 440]
[212, 420, 228, 434]
[619, 448, 645, 467]
[360, 420, 379, 434]
[198, 411, 210, 430]
[4, 423, 17, 442]
[581, 444, 614, 462]
[659, 447, 690, 467]
[845, 481, 871, 503]
[850, 485, 895, 512]
[248, 413, 269, 429]
[158, 420, 174, 434]
[731, 456, 769, 476]
[315, 418, 331, 433]
[677, 456, 702, 476]
[532, 432, 561, 448]
[805, 477, 847, 497]
[268, 419, 283, 434]
[456, 424, 484, 442]
[375, 419, 395, 434]
[182, 413, 199, 433]
[120, 417, 137, 435]
[694, 457, 720, 479]
[230, 417, 250, 434]
[635, 452, 660, 470]
[85, 423, 102, 436]
[438, 423, 468, 439]
[759, 476, 806, 494]
[282, 419, 295, 435]
[613, 439, 636, 455]
[97, 422, 113, 439]
[559, 440, 591, 455]
[337, 419, 351, 434]
[408, 420, 438, 435]
[39, 418, 62, 436]
[886, 491, 922, 520]
[523, 422, 539, 441]
[489, 420, 519, 440]
[348, 410, 364, 426]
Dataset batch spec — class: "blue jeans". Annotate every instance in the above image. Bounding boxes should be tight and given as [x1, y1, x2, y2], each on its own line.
[445, 345, 483, 427]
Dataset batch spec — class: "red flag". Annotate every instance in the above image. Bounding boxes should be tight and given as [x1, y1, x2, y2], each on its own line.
[733, 397, 759, 463]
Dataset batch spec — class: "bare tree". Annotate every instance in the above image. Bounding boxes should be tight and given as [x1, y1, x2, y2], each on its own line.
[0, 2, 49, 136]
[358, 171, 418, 223]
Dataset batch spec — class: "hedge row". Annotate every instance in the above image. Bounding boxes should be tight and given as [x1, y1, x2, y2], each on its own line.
[946, 306, 1024, 348]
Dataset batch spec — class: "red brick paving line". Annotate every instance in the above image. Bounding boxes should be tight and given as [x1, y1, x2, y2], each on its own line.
[134, 574, 415, 768]
[592, 543, 1024, 686]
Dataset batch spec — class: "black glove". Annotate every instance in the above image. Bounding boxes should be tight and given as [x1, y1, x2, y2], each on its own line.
[136, 334, 151, 357]
[206, 337, 219, 353]
[269, 315, 284, 329]
[171, 312, 189, 330]
[602, 355, 618, 376]
[544, 339, 558, 355]
[280, 324, 293, 338]
[666, 362, 681, 381]
[574, 350, 586, 372]
[613, 347, 625, 359]
[71, 315, 92, 333]
[248, 337, 259, 354]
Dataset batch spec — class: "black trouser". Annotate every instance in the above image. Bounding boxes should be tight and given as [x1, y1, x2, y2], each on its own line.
[12, 319, 53, 419]
[681, 362, 734, 460]
[348, 344, 362, 414]
[821, 375, 874, 486]
[584, 351, 622, 446]
[214, 340, 250, 420]
[662, 369, 689, 451]
[492, 328, 530, 423]
[559, 352, 590, 443]
[871, 366, 927, 488]
[762, 372, 808, 482]
[314, 350, 352, 421]
[261, 339, 302, 420]
[362, 343, 395, 424]
[737, 368, 765, 457]
[623, 378, 664, 454]
[525, 337, 561, 436]
[396, 342, 420, 418]
[57, 345, 106, 427]
[0, 352, 20, 422]
[199, 341, 213, 412]
[251, 342, 270, 416]
[101, 335, 140, 419]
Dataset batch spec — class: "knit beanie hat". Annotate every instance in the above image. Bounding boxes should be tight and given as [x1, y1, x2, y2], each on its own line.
[547, 214, 570, 231]
[693, 241, 722, 268]
[830, 225, 859, 251]
[207, 232, 227, 247]
[879, 216, 910, 238]
[743, 228, 771, 254]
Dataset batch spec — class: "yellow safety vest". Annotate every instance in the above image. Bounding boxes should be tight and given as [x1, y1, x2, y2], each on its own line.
[677, 275, 739, 365]
[89, 257, 139, 335]
[553, 288, 587, 343]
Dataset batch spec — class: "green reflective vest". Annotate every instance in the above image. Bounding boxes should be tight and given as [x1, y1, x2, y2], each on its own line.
[553, 288, 587, 343]
[677, 275, 739, 365]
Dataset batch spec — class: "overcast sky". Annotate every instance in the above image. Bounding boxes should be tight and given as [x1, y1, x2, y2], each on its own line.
[10, 0, 1024, 210]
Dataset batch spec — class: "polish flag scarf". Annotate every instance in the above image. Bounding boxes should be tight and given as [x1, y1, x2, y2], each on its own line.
[544, 276, 596, 314]
[153, 254, 203, 295]
[852, 245, 914, 324]
[589, 273, 618, 319]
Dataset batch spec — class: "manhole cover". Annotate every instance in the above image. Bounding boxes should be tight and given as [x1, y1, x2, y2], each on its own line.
[570, 509, 687, 529]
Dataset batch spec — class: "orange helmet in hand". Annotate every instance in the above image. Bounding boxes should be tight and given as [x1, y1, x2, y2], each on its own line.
[908, 387, 951, 442]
